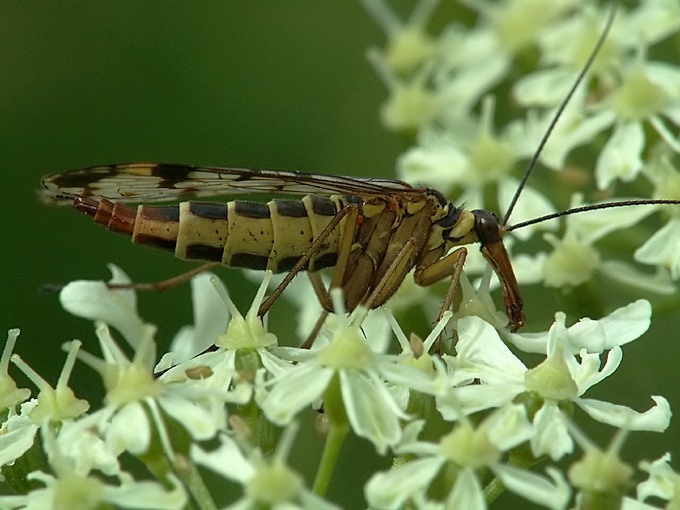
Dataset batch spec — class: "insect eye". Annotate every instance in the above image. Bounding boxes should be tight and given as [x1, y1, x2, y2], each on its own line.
[471, 210, 501, 244]
[437, 204, 461, 228]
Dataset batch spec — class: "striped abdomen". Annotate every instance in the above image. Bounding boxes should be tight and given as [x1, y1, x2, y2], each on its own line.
[73, 195, 347, 273]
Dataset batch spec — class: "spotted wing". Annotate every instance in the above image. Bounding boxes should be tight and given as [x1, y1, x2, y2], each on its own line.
[41, 163, 422, 204]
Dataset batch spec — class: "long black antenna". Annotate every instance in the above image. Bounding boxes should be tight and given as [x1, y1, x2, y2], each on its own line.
[504, 199, 680, 233]
[501, 0, 620, 226]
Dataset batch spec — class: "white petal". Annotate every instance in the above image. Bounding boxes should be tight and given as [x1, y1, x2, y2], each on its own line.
[568, 197, 658, 245]
[573, 348, 622, 393]
[511, 300, 651, 355]
[59, 280, 148, 347]
[600, 260, 676, 295]
[437, 384, 521, 420]
[567, 299, 651, 352]
[624, 3, 680, 45]
[257, 362, 331, 425]
[102, 476, 186, 509]
[635, 217, 680, 279]
[0, 415, 38, 466]
[454, 316, 527, 382]
[483, 404, 533, 451]
[106, 264, 136, 308]
[636, 453, 676, 501]
[105, 403, 150, 455]
[397, 130, 468, 193]
[575, 396, 671, 432]
[298, 490, 342, 510]
[365, 457, 443, 510]
[57, 419, 121, 476]
[169, 272, 227, 362]
[494, 465, 570, 510]
[596, 121, 644, 189]
[531, 401, 572, 461]
[539, 109, 615, 170]
[505, 329, 551, 354]
[258, 348, 295, 378]
[191, 434, 254, 484]
[378, 361, 440, 396]
[513, 67, 575, 107]
[498, 180, 556, 241]
[340, 369, 403, 454]
[437, 54, 509, 122]
[509, 252, 549, 286]
[158, 394, 222, 441]
[445, 468, 485, 510]
[620, 497, 658, 510]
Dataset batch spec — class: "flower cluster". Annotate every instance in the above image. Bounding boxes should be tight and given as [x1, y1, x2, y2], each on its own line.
[5, 0, 680, 509]
[0, 264, 676, 509]
[365, 0, 680, 301]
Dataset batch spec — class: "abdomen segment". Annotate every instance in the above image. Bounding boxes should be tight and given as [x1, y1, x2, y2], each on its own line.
[73, 195, 344, 273]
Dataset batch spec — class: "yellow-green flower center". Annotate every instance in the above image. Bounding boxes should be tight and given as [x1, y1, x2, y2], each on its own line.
[245, 461, 304, 505]
[439, 421, 500, 469]
[525, 347, 578, 400]
[317, 328, 373, 371]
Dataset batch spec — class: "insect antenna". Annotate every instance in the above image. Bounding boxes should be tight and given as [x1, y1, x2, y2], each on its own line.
[504, 199, 680, 234]
[501, 0, 620, 227]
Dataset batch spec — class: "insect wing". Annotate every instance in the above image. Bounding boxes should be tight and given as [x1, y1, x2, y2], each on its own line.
[40, 162, 421, 204]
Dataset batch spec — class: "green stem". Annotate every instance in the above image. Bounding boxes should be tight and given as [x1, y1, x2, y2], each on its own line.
[312, 422, 348, 496]
[174, 455, 218, 510]
[483, 475, 505, 504]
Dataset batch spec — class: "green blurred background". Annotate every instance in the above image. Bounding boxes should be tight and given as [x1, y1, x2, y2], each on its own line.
[1, 2, 406, 372]
[1, 1, 679, 508]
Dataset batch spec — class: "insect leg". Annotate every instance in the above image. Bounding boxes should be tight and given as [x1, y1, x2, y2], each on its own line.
[413, 247, 468, 354]
[299, 206, 364, 348]
[304, 237, 419, 348]
[418, 248, 468, 319]
[107, 261, 221, 291]
[307, 271, 333, 311]
[300, 307, 329, 350]
[363, 238, 418, 310]
[257, 203, 359, 317]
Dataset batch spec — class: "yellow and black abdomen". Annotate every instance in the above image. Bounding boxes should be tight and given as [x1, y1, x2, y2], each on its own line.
[74, 195, 344, 273]
[176, 196, 342, 272]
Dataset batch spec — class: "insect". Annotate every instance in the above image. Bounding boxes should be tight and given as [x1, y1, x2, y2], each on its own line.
[40, 162, 524, 329]
[38, 0, 679, 335]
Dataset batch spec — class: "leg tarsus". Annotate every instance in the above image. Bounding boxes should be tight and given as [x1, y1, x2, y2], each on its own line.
[107, 261, 220, 292]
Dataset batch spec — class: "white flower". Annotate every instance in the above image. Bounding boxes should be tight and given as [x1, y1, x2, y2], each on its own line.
[0, 424, 186, 510]
[595, 57, 680, 189]
[361, 0, 438, 75]
[59, 263, 148, 350]
[0, 340, 88, 468]
[513, 2, 680, 188]
[165, 271, 228, 364]
[257, 290, 444, 454]
[169, 270, 297, 395]
[73, 323, 227, 460]
[567, 428, 634, 503]
[0, 329, 31, 411]
[432, 0, 577, 117]
[440, 308, 670, 461]
[527, 194, 675, 293]
[398, 97, 556, 241]
[365, 405, 569, 510]
[635, 453, 680, 506]
[267, 271, 392, 354]
[192, 424, 339, 510]
[635, 149, 680, 279]
[57, 266, 243, 460]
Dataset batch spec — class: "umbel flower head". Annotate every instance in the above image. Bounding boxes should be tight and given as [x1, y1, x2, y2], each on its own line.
[6, 0, 680, 508]
[0, 260, 674, 509]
